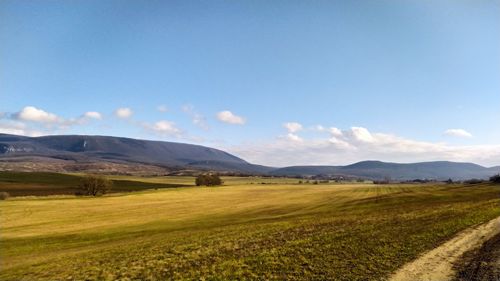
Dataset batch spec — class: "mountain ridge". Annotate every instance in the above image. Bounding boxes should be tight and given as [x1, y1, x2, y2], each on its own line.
[270, 160, 497, 180]
[1, 134, 498, 180]
[0, 133, 273, 174]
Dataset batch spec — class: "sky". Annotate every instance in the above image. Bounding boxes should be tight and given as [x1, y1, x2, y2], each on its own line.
[1, 0, 499, 167]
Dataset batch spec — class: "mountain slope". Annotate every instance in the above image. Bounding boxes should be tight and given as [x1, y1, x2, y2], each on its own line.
[270, 160, 497, 180]
[0, 134, 272, 174]
[1, 134, 498, 179]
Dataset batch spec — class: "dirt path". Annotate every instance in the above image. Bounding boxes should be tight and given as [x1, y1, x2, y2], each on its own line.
[389, 216, 500, 281]
[454, 231, 500, 281]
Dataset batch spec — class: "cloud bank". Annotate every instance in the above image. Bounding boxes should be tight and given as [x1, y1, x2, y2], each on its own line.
[1, 106, 103, 136]
[226, 126, 500, 167]
[2, 106, 499, 167]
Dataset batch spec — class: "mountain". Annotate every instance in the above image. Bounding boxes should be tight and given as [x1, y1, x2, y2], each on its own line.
[266, 166, 339, 176]
[270, 160, 497, 180]
[489, 166, 500, 173]
[1, 134, 498, 180]
[0, 134, 273, 174]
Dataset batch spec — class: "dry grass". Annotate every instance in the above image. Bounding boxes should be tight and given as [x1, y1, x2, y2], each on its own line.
[0, 181, 499, 280]
[0, 172, 189, 196]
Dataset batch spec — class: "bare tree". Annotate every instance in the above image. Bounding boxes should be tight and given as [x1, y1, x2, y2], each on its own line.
[78, 175, 112, 196]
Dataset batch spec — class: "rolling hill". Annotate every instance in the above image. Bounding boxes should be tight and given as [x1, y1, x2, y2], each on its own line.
[0, 134, 272, 174]
[1, 134, 498, 180]
[269, 160, 499, 180]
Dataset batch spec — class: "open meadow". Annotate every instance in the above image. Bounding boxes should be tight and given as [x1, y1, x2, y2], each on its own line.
[1, 176, 499, 280]
[0, 172, 301, 196]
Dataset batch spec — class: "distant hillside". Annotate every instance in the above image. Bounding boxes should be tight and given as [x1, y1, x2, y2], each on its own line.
[1, 134, 498, 180]
[0, 134, 273, 174]
[270, 160, 499, 180]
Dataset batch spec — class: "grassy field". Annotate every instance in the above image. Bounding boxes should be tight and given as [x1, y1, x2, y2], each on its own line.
[0, 172, 192, 196]
[104, 175, 304, 186]
[0, 180, 499, 280]
[0, 172, 303, 196]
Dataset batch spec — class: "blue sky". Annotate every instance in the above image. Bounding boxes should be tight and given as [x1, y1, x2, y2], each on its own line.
[1, 0, 499, 166]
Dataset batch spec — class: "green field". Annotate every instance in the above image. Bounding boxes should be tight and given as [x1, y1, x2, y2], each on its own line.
[0, 172, 303, 196]
[1, 179, 499, 280]
[0, 172, 192, 196]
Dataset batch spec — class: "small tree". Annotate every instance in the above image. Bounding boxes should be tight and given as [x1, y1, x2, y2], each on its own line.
[490, 174, 500, 184]
[195, 174, 222, 186]
[78, 175, 112, 196]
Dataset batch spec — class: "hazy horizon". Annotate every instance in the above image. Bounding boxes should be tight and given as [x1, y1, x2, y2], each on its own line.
[1, 0, 499, 166]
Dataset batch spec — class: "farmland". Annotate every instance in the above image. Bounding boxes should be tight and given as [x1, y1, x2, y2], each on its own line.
[0, 171, 301, 196]
[0, 171, 192, 196]
[0, 178, 499, 280]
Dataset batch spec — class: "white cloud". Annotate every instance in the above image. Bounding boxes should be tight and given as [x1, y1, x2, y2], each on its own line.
[314, 125, 325, 131]
[284, 122, 303, 133]
[286, 133, 303, 142]
[12, 106, 102, 125]
[60, 111, 103, 127]
[225, 127, 500, 167]
[83, 111, 102, 120]
[216, 110, 246, 125]
[0, 120, 43, 136]
[328, 127, 343, 137]
[14, 106, 60, 123]
[328, 136, 352, 149]
[157, 105, 168, 113]
[444, 129, 472, 138]
[143, 120, 182, 137]
[349, 127, 375, 143]
[182, 105, 209, 130]
[115, 107, 133, 119]
[193, 116, 207, 129]
[281, 122, 305, 142]
[3, 106, 104, 135]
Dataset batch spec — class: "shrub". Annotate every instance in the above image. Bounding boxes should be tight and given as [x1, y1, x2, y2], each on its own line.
[195, 174, 222, 187]
[78, 175, 112, 196]
[463, 179, 485, 185]
[490, 174, 500, 184]
[74, 190, 85, 196]
[0, 191, 10, 200]
[373, 180, 390, 184]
